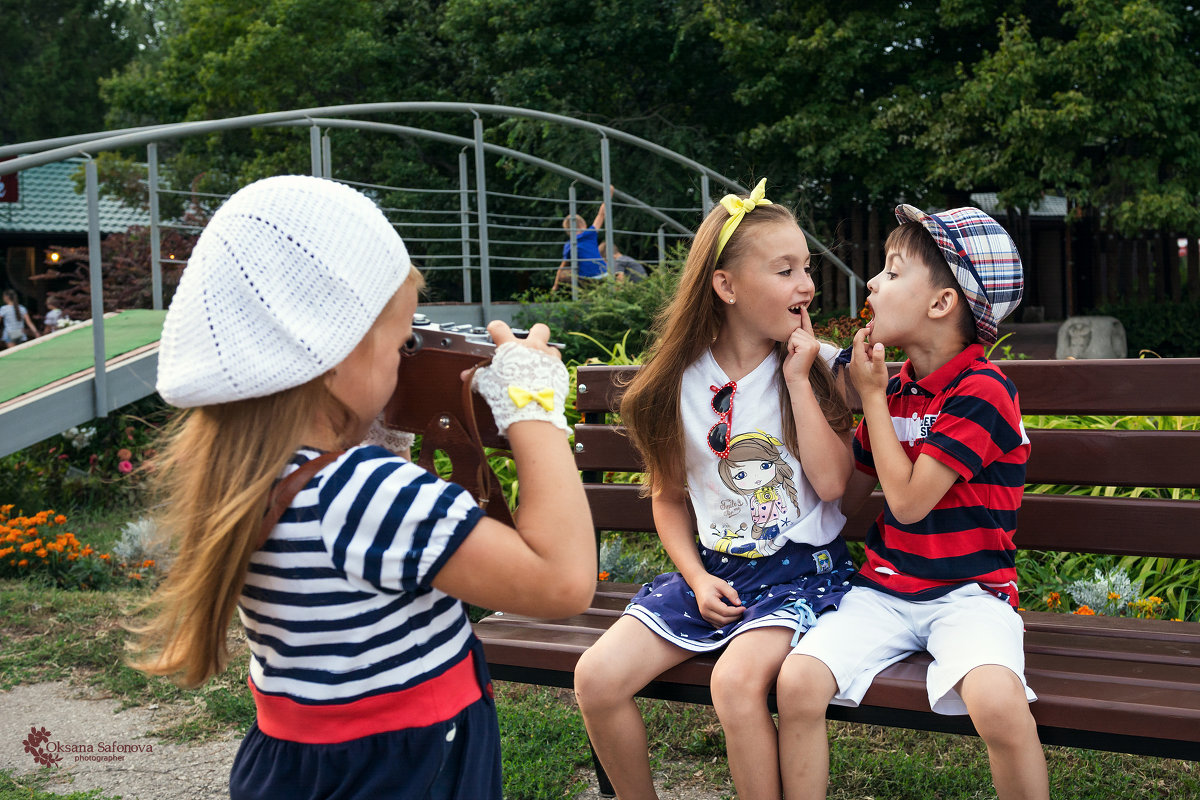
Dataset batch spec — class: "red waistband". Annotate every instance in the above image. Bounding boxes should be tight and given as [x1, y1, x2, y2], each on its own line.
[250, 651, 483, 744]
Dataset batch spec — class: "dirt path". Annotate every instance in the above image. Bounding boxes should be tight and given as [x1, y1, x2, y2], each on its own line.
[1, 682, 729, 799]
[1, 681, 240, 799]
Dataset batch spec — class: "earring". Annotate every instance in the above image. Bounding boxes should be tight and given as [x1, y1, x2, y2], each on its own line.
[728, 297, 735, 304]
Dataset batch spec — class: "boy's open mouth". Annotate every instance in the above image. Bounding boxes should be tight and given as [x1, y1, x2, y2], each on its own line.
[788, 304, 805, 315]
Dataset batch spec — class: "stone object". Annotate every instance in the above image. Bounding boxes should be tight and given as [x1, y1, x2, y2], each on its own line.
[1056, 316, 1127, 359]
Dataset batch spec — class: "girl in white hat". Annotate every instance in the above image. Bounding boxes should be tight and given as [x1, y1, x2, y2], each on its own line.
[129, 175, 595, 800]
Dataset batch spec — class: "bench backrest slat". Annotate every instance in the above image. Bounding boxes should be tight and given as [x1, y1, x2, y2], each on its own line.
[575, 358, 1200, 561]
[586, 485, 1200, 559]
[576, 426, 1200, 490]
[575, 359, 1200, 416]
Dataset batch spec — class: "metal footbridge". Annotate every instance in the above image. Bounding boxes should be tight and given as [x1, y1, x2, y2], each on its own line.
[0, 103, 863, 459]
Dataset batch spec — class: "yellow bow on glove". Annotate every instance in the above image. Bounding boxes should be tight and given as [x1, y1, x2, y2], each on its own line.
[508, 386, 556, 411]
[715, 177, 773, 260]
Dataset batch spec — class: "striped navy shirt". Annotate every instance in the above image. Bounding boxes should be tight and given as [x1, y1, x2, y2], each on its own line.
[852, 345, 1029, 608]
[240, 446, 485, 705]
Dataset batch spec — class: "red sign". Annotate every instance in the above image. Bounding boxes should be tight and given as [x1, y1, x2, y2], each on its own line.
[0, 157, 16, 203]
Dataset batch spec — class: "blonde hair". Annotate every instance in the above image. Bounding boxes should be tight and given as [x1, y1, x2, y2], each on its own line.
[620, 196, 851, 496]
[127, 270, 424, 687]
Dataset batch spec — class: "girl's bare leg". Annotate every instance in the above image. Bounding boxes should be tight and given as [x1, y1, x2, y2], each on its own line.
[710, 626, 795, 800]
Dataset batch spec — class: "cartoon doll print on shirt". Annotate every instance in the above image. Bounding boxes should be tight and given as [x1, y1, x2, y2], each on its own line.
[712, 432, 801, 558]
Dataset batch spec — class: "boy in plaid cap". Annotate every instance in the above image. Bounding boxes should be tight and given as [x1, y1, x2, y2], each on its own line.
[778, 206, 1048, 799]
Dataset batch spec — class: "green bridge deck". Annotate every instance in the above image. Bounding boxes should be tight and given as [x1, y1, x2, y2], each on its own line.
[0, 310, 166, 405]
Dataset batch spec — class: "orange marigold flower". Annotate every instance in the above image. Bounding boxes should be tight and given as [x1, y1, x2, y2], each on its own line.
[598, 571, 611, 581]
[54, 515, 66, 525]
[20, 541, 37, 553]
[1045, 591, 1061, 609]
[0, 547, 12, 558]
[98, 553, 110, 561]
[17, 559, 28, 567]
[142, 559, 156, 569]
[1074, 605, 1097, 616]
[35, 548, 48, 558]
[67, 553, 77, 561]
[1107, 591, 1121, 601]
[128, 572, 143, 581]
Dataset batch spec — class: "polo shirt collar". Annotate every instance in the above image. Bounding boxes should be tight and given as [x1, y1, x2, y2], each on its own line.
[896, 344, 986, 397]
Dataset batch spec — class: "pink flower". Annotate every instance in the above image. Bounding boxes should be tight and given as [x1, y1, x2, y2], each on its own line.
[118, 460, 133, 474]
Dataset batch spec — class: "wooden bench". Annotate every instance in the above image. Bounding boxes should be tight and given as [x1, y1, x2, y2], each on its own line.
[474, 357, 1200, 790]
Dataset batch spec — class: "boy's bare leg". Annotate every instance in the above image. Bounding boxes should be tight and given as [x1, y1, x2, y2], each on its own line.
[574, 616, 695, 800]
[710, 627, 794, 800]
[777, 653, 839, 800]
[960, 665, 1049, 800]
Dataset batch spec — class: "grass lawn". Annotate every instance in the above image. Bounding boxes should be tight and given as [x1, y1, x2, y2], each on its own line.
[1, 580, 1197, 799]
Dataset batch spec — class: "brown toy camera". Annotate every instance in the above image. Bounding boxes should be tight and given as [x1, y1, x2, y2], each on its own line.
[381, 319, 554, 527]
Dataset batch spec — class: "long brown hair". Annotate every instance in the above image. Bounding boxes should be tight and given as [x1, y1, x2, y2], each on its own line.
[620, 194, 851, 496]
[128, 271, 424, 688]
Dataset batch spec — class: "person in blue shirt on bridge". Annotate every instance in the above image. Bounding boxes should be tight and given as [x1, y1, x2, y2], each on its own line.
[551, 194, 609, 291]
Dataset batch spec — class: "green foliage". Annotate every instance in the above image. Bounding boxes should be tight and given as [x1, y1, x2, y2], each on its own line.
[494, 685, 590, 800]
[0, 0, 158, 145]
[0, 768, 120, 800]
[513, 253, 682, 364]
[1094, 298, 1200, 357]
[921, 0, 1200, 236]
[598, 536, 665, 585]
[0, 397, 169, 514]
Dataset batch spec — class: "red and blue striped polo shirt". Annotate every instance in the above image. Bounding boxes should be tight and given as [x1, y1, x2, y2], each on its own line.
[852, 344, 1029, 608]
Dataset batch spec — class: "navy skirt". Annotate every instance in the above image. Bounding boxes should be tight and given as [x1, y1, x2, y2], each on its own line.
[625, 537, 856, 651]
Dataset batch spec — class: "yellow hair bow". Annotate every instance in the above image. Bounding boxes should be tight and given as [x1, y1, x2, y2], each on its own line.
[508, 385, 556, 411]
[715, 178, 772, 261]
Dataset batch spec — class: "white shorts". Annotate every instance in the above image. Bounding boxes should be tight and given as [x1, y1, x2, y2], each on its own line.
[788, 583, 1036, 715]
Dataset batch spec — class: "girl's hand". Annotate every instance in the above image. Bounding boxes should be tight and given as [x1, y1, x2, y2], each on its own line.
[848, 327, 889, 398]
[460, 321, 561, 382]
[782, 306, 821, 387]
[487, 321, 561, 360]
[688, 571, 744, 627]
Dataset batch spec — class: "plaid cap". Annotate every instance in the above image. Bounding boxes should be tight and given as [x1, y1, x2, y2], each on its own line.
[895, 204, 1023, 345]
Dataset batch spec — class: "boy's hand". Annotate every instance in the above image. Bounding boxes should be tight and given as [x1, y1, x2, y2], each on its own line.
[782, 306, 820, 386]
[688, 571, 744, 627]
[848, 327, 889, 398]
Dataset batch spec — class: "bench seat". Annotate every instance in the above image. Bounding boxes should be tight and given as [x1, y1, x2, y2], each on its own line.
[478, 582, 1200, 760]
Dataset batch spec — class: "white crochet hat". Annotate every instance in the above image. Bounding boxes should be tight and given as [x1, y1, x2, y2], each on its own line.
[157, 175, 410, 407]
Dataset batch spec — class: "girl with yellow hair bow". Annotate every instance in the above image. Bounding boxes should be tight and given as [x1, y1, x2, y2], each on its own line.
[574, 179, 857, 800]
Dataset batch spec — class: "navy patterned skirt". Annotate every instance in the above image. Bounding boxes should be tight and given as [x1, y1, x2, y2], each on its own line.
[624, 537, 856, 652]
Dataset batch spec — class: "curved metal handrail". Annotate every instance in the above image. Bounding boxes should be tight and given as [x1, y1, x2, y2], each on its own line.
[0, 102, 861, 286]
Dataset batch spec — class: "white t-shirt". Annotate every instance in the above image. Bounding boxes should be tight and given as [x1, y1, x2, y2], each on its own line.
[680, 344, 845, 558]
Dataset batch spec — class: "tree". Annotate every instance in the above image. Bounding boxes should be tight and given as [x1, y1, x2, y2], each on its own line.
[920, 0, 1200, 236]
[0, 0, 161, 145]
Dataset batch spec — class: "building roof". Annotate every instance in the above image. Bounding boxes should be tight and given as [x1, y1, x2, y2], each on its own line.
[0, 158, 150, 235]
[970, 192, 1068, 219]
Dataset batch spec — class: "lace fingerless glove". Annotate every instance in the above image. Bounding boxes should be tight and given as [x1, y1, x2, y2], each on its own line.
[471, 343, 570, 437]
[362, 415, 416, 454]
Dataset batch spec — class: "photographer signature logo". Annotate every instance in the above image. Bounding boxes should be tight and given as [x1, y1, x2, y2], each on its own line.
[22, 726, 62, 768]
[19, 724, 155, 767]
